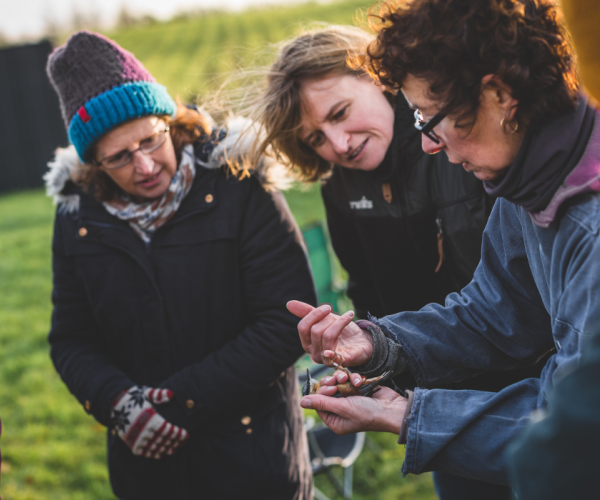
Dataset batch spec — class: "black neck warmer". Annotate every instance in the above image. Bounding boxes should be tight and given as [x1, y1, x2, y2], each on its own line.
[484, 97, 596, 213]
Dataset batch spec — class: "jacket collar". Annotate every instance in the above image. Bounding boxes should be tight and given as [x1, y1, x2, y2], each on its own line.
[73, 165, 219, 229]
[484, 97, 596, 215]
[530, 107, 600, 227]
[44, 116, 292, 216]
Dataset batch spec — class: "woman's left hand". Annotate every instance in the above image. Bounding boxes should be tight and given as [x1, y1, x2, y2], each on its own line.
[300, 385, 407, 435]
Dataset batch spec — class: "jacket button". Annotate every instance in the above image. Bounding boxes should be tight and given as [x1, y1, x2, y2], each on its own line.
[186, 399, 195, 409]
[241, 416, 251, 426]
[205, 194, 214, 203]
[246, 428, 253, 434]
[84, 400, 91, 411]
[79, 227, 88, 237]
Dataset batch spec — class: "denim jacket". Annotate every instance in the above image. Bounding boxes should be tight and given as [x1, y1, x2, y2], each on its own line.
[374, 109, 600, 485]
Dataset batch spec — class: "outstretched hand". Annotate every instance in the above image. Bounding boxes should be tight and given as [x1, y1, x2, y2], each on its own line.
[287, 300, 373, 367]
[300, 385, 406, 435]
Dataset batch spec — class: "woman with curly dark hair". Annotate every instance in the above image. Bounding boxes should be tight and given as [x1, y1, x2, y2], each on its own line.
[288, 0, 600, 493]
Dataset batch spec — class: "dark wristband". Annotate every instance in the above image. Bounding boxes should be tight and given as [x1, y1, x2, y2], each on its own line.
[398, 390, 415, 445]
[354, 320, 408, 378]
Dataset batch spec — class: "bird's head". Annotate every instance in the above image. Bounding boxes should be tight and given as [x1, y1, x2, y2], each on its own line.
[302, 369, 320, 397]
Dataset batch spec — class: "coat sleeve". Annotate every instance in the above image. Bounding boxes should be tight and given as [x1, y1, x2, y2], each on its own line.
[161, 179, 317, 427]
[507, 200, 600, 498]
[376, 199, 553, 387]
[506, 328, 600, 499]
[321, 181, 382, 319]
[373, 199, 554, 484]
[48, 216, 134, 427]
[378, 198, 600, 484]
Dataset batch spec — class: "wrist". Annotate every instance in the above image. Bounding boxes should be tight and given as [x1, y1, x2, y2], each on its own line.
[397, 390, 415, 444]
[379, 394, 408, 435]
[111, 388, 130, 409]
[353, 320, 384, 375]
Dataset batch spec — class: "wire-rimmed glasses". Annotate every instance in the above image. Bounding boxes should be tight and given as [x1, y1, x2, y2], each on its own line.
[96, 125, 170, 170]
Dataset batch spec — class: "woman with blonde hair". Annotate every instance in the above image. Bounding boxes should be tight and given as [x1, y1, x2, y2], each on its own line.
[249, 24, 546, 499]
[45, 31, 315, 499]
[252, 24, 491, 324]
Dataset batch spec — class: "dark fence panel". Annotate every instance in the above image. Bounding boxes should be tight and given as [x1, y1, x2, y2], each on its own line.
[0, 40, 68, 194]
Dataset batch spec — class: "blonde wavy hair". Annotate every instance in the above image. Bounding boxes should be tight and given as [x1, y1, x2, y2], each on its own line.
[243, 25, 375, 182]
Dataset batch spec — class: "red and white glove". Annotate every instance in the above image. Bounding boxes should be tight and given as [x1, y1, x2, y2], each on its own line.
[110, 386, 189, 459]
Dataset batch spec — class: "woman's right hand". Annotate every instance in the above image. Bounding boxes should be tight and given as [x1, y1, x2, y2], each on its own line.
[301, 385, 407, 435]
[111, 386, 189, 459]
[287, 301, 373, 367]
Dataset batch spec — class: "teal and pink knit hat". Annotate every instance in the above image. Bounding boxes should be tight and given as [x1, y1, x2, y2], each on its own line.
[46, 31, 176, 162]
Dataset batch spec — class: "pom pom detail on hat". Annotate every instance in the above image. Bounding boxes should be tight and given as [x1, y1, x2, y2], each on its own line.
[46, 31, 176, 162]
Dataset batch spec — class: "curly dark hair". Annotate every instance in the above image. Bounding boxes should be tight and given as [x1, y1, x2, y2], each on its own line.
[363, 0, 579, 128]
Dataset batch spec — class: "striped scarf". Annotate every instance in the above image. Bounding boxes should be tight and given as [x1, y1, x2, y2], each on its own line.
[103, 145, 196, 244]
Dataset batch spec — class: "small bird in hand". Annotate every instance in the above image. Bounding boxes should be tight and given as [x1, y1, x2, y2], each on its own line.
[302, 351, 392, 398]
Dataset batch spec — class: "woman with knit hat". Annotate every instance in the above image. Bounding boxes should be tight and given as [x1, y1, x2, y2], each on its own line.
[45, 31, 315, 499]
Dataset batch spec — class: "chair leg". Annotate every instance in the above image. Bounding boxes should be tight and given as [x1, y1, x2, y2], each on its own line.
[343, 465, 353, 500]
[313, 486, 332, 500]
[325, 467, 347, 499]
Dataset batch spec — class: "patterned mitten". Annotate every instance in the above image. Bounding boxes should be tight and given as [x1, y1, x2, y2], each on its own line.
[111, 386, 189, 459]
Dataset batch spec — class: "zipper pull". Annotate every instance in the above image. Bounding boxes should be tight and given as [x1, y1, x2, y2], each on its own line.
[382, 182, 392, 203]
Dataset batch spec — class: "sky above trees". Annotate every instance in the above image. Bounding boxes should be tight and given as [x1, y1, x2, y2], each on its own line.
[2, 0, 304, 40]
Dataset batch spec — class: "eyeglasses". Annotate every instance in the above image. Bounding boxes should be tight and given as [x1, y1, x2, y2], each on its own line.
[413, 109, 446, 144]
[96, 126, 170, 170]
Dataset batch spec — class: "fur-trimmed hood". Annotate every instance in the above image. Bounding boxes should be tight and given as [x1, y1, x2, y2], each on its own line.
[44, 116, 292, 213]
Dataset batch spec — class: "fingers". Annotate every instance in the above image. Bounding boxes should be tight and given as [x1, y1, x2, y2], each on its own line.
[321, 311, 354, 353]
[348, 372, 363, 387]
[145, 387, 173, 405]
[286, 300, 315, 318]
[300, 394, 343, 413]
[316, 385, 339, 397]
[320, 375, 337, 386]
[321, 370, 348, 385]
[139, 421, 190, 459]
[296, 304, 336, 362]
[128, 409, 190, 459]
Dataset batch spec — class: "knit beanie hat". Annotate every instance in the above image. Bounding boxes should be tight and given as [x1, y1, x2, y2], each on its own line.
[47, 31, 176, 162]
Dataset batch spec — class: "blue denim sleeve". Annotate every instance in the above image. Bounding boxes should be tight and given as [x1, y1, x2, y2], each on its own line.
[405, 381, 540, 484]
[506, 195, 600, 497]
[371, 200, 554, 485]
[376, 199, 553, 388]
[374, 195, 600, 485]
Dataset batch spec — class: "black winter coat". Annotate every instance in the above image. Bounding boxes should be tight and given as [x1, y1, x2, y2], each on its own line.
[48, 142, 317, 499]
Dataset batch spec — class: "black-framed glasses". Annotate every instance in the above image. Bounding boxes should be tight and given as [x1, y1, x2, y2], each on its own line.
[96, 126, 170, 170]
[413, 109, 446, 144]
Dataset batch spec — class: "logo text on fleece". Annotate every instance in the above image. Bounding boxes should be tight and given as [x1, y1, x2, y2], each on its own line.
[349, 196, 373, 210]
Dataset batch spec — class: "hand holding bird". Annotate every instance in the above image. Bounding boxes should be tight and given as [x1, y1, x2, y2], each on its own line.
[302, 351, 392, 398]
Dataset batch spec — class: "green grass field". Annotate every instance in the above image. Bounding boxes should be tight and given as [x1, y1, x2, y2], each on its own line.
[0, 1, 436, 498]
[107, 0, 372, 101]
